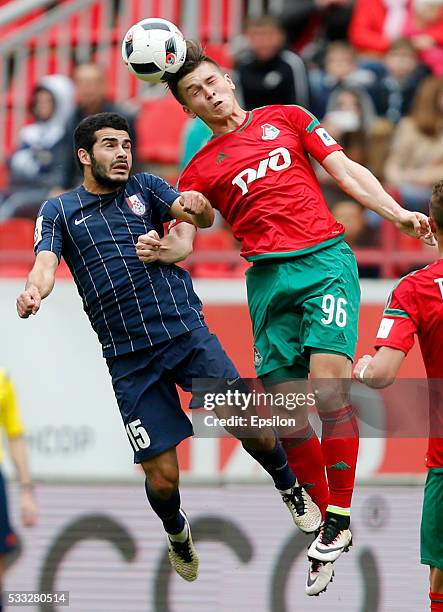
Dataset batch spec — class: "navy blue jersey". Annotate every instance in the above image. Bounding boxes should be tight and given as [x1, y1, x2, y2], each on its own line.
[34, 173, 205, 357]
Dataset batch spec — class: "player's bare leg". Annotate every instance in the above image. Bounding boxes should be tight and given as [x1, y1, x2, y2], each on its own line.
[141, 448, 198, 581]
[213, 403, 322, 533]
[306, 353, 358, 594]
[429, 567, 443, 610]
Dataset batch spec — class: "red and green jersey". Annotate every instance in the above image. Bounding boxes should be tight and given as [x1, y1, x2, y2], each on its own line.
[178, 105, 344, 261]
[374, 260, 443, 468]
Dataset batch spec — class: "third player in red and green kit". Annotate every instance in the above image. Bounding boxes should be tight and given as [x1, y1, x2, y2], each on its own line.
[162, 41, 435, 596]
[354, 181, 443, 611]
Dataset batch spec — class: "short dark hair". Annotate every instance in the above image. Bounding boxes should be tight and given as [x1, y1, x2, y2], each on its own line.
[74, 112, 130, 171]
[244, 14, 284, 31]
[167, 40, 223, 104]
[430, 180, 443, 231]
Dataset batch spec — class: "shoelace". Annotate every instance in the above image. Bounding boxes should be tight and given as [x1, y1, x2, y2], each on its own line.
[319, 518, 342, 546]
[283, 486, 306, 517]
[170, 537, 193, 562]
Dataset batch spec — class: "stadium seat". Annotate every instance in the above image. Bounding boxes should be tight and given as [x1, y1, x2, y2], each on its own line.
[0, 165, 8, 190]
[136, 93, 188, 165]
[203, 43, 233, 69]
[0, 218, 35, 250]
[192, 228, 238, 277]
[0, 218, 35, 277]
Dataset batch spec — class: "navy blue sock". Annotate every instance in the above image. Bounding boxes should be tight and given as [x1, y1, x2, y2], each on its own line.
[144, 479, 185, 534]
[242, 439, 296, 490]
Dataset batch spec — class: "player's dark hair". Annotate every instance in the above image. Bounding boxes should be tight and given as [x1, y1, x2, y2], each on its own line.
[430, 180, 443, 231]
[167, 40, 223, 104]
[74, 112, 130, 172]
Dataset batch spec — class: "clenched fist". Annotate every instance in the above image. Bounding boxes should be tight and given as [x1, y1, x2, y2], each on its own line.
[16, 285, 41, 318]
[136, 230, 163, 264]
[178, 190, 210, 216]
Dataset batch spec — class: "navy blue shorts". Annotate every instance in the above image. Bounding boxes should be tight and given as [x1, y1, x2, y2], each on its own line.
[0, 470, 17, 554]
[106, 326, 239, 462]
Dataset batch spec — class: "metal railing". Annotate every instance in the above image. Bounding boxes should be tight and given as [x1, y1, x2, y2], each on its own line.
[0, 0, 285, 166]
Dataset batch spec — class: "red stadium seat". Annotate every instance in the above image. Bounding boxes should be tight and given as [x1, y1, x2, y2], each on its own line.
[136, 94, 188, 165]
[192, 228, 238, 277]
[0, 218, 35, 277]
[0, 165, 8, 190]
[0, 218, 35, 250]
[203, 43, 233, 69]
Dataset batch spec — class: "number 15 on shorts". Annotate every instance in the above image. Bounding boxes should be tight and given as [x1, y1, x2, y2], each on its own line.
[126, 419, 151, 451]
[321, 294, 347, 328]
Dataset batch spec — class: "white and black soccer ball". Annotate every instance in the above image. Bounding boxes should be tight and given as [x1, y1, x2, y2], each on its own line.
[122, 17, 187, 84]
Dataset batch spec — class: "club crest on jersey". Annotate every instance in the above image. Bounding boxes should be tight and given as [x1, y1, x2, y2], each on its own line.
[261, 124, 280, 140]
[253, 346, 263, 367]
[126, 193, 146, 216]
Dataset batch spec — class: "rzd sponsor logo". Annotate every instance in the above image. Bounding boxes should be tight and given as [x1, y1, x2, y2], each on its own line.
[232, 147, 292, 195]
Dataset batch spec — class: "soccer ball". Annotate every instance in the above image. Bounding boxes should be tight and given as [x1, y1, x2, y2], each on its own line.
[122, 17, 187, 84]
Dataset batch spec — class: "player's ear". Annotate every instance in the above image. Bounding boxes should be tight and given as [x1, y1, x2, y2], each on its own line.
[430, 216, 438, 235]
[182, 105, 197, 119]
[77, 148, 91, 167]
[224, 73, 235, 90]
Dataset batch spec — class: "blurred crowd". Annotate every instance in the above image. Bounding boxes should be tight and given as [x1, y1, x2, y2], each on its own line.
[3, 0, 443, 278]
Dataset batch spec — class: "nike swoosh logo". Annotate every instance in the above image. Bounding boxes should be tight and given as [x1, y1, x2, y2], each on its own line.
[227, 377, 240, 386]
[306, 572, 318, 587]
[74, 215, 92, 225]
[315, 543, 344, 553]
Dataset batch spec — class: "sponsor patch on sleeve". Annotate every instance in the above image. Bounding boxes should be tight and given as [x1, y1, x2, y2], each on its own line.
[34, 216, 43, 247]
[315, 127, 337, 146]
[376, 318, 395, 339]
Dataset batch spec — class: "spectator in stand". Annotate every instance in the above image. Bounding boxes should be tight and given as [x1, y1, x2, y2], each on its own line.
[384, 76, 443, 212]
[280, 0, 354, 65]
[315, 86, 379, 202]
[317, 83, 402, 197]
[309, 41, 375, 119]
[368, 38, 430, 123]
[234, 15, 310, 110]
[331, 199, 380, 277]
[51, 63, 137, 193]
[0, 75, 74, 220]
[405, 0, 443, 76]
[365, 38, 430, 180]
[323, 86, 376, 166]
[349, 0, 409, 57]
[0, 368, 38, 599]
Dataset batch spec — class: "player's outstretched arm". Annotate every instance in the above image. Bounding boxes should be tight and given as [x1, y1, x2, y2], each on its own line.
[353, 347, 405, 388]
[170, 191, 215, 228]
[16, 251, 59, 318]
[322, 151, 436, 246]
[136, 224, 196, 265]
